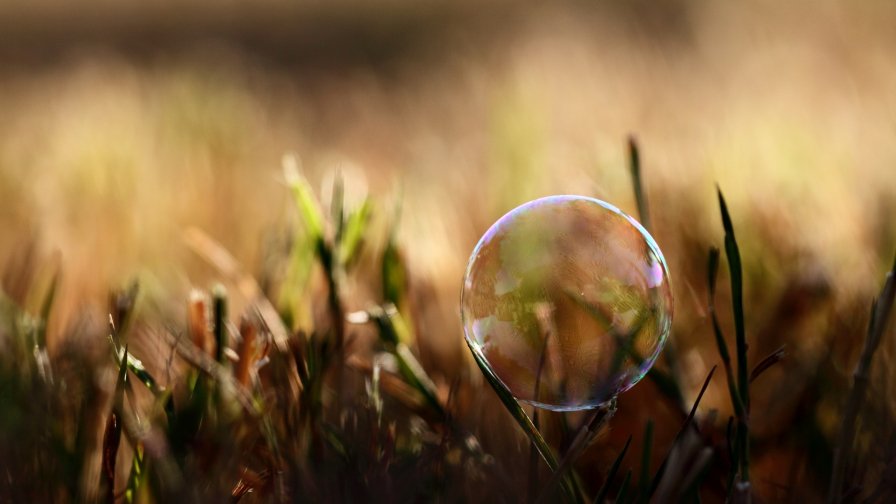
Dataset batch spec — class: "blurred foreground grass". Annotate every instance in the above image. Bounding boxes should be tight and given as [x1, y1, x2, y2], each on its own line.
[0, 1, 896, 502]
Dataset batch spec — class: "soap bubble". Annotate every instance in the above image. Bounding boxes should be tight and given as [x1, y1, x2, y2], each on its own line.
[461, 195, 672, 411]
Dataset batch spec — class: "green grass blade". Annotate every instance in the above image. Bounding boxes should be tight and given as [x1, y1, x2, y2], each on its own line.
[339, 198, 372, 268]
[636, 419, 654, 502]
[331, 170, 345, 246]
[395, 342, 443, 416]
[124, 444, 145, 504]
[469, 348, 580, 503]
[648, 366, 716, 498]
[36, 270, 58, 348]
[716, 189, 748, 408]
[593, 435, 632, 504]
[111, 338, 162, 396]
[717, 188, 750, 485]
[708, 247, 746, 419]
[362, 306, 441, 414]
[616, 469, 633, 504]
[284, 155, 323, 241]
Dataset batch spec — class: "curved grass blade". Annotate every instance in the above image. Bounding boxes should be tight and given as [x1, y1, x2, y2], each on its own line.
[717, 188, 751, 488]
[750, 345, 786, 384]
[469, 348, 580, 503]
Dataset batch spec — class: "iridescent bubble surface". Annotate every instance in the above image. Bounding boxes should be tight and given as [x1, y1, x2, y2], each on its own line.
[461, 195, 672, 411]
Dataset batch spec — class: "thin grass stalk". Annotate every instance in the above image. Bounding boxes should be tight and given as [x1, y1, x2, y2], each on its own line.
[635, 420, 654, 503]
[468, 349, 580, 503]
[708, 248, 746, 419]
[828, 253, 896, 503]
[648, 366, 717, 498]
[616, 469, 633, 504]
[593, 435, 632, 504]
[535, 400, 616, 504]
[627, 137, 685, 411]
[627, 136, 651, 232]
[529, 335, 551, 504]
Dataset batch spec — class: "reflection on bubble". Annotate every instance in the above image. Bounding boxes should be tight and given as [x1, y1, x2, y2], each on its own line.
[461, 195, 673, 411]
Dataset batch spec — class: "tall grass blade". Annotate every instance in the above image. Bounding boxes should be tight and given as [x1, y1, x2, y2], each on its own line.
[717, 188, 751, 489]
[536, 400, 616, 504]
[636, 419, 654, 502]
[649, 366, 716, 498]
[708, 247, 746, 419]
[627, 136, 651, 232]
[469, 348, 579, 503]
[828, 252, 896, 503]
[593, 435, 632, 504]
[616, 469, 633, 504]
[625, 140, 688, 412]
[124, 445, 144, 504]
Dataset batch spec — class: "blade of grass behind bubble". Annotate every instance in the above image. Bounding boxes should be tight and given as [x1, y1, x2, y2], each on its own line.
[627, 136, 687, 412]
[469, 348, 580, 503]
[627, 136, 651, 232]
[594, 435, 632, 504]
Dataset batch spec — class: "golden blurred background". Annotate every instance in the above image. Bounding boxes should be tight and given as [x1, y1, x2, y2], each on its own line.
[1, 2, 895, 499]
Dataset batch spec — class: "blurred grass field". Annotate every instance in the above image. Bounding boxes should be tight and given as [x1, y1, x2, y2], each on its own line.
[1, 1, 895, 502]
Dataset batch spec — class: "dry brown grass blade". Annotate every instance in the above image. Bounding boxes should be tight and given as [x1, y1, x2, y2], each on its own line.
[183, 227, 289, 352]
[235, 315, 258, 387]
[188, 290, 210, 356]
[749, 345, 786, 384]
